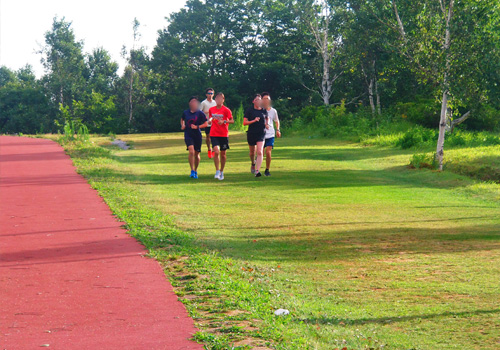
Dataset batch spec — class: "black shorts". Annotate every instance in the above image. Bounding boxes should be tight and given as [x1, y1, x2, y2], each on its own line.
[247, 132, 265, 146]
[204, 126, 211, 136]
[185, 133, 203, 153]
[211, 136, 230, 151]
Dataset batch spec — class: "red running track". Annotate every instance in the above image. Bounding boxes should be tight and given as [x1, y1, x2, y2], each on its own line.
[0, 136, 202, 349]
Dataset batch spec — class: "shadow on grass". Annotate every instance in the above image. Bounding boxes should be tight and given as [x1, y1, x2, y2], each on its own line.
[107, 133, 414, 165]
[275, 145, 415, 162]
[446, 155, 500, 183]
[193, 224, 500, 262]
[295, 308, 500, 326]
[81, 165, 467, 191]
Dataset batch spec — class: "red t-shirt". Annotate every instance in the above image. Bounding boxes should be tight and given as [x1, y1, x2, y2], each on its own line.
[209, 105, 233, 137]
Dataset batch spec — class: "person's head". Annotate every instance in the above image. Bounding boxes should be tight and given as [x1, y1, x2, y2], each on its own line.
[189, 96, 199, 111]
[252, 94, 262, 108]
[215, 92, 225, 106]
[206, 88, 214, 100]
[261, 92, 271, 108]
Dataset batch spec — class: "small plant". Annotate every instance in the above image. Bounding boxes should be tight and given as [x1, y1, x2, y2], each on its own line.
[57, 103, 90, 145]
[77, 124, 90, 142]
[397, 126, 436, 149]
[230, 103, 247, 132]
[409, 152, 439, 170]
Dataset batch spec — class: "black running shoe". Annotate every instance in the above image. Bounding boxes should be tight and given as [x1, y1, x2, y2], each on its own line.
[265, 169, 271, 176]
[255, 172, 262, 178]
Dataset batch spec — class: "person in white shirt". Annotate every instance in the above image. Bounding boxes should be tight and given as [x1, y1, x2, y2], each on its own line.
[199, 88, 217, 159]
[261, 92, 281, 177]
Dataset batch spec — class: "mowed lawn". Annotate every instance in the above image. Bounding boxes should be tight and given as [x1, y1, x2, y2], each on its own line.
[70, 132, 500, 349]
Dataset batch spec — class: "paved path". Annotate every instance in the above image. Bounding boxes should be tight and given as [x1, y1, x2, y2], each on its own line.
[0, 136, 202, 349]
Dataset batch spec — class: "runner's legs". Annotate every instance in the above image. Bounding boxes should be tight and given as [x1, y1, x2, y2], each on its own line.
[249, 145, 256, 165]
[220, 150, 227, 172]
[213, 145, 220, 171]
[255, 141, 264, 173]
[265, 146, 272, 170]
[188, 145, 196, 171]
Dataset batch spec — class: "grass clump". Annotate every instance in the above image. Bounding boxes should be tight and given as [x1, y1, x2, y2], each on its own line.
[409, 153, 439, 170]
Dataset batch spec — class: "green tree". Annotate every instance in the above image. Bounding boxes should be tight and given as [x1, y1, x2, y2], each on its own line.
[85, 48, 119, 96]
[372, 0, 500, 169]
[0, 66, 55, 134]
[39, 17, 86, 108]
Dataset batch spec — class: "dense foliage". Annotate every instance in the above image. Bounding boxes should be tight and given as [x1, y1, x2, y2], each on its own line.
[1, 0, 499, 136]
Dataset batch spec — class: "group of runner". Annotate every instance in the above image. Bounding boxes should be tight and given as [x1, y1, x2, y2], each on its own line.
[181, 88, 280, 180]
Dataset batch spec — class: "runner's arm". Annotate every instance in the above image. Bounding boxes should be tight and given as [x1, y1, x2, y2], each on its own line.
[243, 118, 258, 126]
[243, 108, 256, 126]
[226, 111, 235, 124]
[275, 113, 281, 137]
[180, 118, 185, 130]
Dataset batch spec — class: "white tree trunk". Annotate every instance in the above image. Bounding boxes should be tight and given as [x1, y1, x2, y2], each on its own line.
[375, 80, 381, 115]
[59, 85, 64, 107]
[435, 0, 454, 171]
[128, 72, 134, 129]
[322, 54, 331, 105]
[368, 78, 375, 115]
[436, 89, 448, 171]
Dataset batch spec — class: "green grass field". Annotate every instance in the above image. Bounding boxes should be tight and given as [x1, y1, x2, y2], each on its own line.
[63, 132, 500, 350]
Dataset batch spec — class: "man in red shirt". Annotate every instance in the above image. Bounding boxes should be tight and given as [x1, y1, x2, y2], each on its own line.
[209, 92, 234, 180]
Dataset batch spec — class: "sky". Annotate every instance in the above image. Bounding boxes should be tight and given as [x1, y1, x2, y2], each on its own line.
[0, 0, 187, 77]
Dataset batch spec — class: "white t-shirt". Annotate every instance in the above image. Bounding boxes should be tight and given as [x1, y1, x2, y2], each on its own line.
[265, 108, 279, 139]
[200, 99, 217, 127]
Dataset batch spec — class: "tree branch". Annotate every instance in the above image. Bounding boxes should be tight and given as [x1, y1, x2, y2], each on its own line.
[392, 0, 406, 39]
[331, 93, 366, 106]
[449, 111, 471, 133]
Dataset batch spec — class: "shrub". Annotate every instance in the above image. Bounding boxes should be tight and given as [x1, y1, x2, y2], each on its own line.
[230, 103, 247, 132]
[409, 153, 438, 170]
[396, 126, 437, 149]
[393, 98, 439, 128]
[465, 105, 500, 131]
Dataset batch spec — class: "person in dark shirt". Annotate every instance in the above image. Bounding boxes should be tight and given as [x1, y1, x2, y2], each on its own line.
[243, 94, 269, 177]
[181, 96, 208, 179]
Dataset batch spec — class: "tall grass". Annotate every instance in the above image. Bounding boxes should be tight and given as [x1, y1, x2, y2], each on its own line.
[230, 103, 248, 132]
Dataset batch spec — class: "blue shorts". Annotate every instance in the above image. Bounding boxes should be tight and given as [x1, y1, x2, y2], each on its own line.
[264, 137, 275, 149]
[185, 133, 202, 153]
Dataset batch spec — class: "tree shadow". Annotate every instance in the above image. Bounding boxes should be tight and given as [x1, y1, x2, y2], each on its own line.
[112, 134, 414, 164]
[294, 308, 500, 326]
[274, 145, 414, 162]
[83, 165, 469, 191]
[194, 224, 500, 263]
[0, 151, 69, 162]
[0, 174, 84, 187]
[0, 237, 145, 267]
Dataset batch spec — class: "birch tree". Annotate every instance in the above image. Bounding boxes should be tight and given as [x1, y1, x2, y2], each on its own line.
[39, 17, 85, 108]
[303, 0, 344, 105]
[121, 18, 142, 131]
[376, 0, 499, 170]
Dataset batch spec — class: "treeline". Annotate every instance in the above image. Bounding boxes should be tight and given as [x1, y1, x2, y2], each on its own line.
[1, 0, 499, 137]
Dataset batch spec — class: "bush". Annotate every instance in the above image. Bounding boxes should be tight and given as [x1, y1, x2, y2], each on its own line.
[230, 103, 247, 132]
[392, 98, 440, 128]
[409, 153, 438, 170]
[396, 126, 437, 149]
[289, 102, 376, 139]
[465, 105, 500, 131]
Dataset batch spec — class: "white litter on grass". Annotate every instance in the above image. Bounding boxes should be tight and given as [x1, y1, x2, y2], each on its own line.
[111, 139, 130, 150]
[274, 309, 290, 316]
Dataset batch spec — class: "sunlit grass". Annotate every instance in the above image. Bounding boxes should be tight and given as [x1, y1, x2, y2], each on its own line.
[64, 132, 500, 349]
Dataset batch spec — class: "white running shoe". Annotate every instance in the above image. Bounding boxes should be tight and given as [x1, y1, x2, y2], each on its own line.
[218, 171, 224, 181]
[215, 170, 221, 179]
